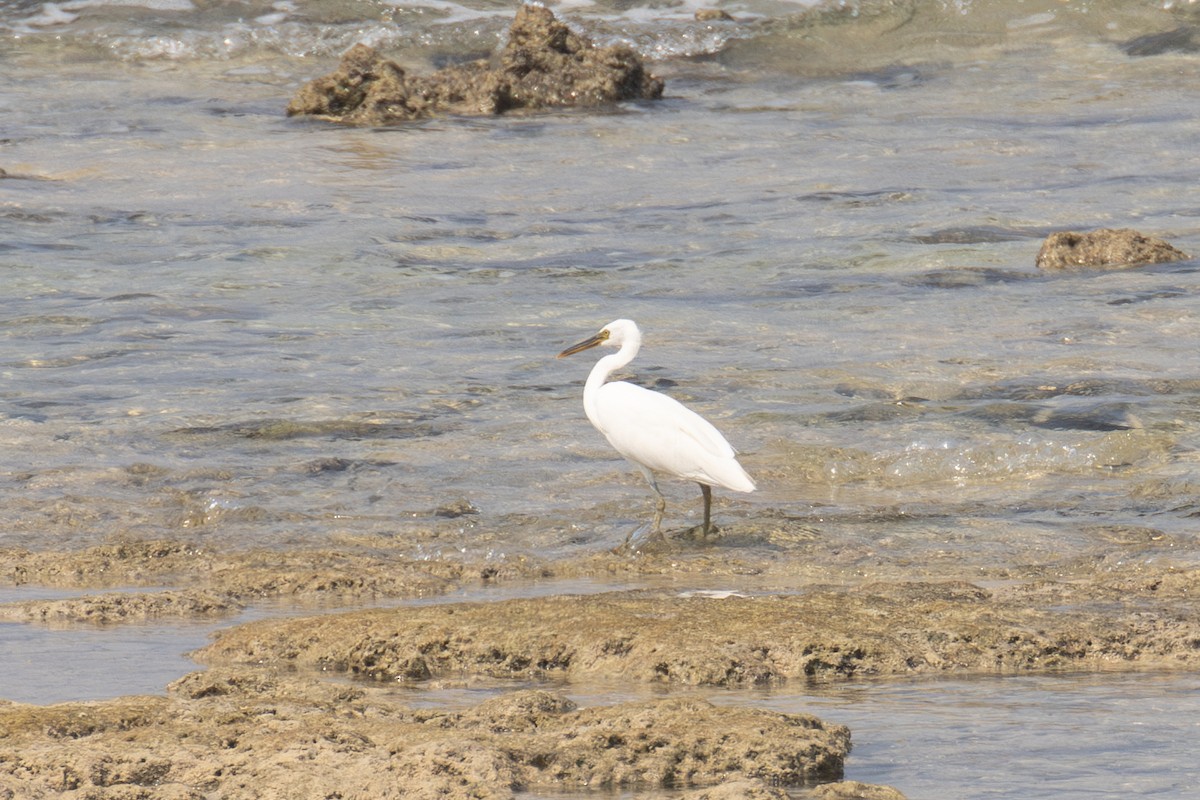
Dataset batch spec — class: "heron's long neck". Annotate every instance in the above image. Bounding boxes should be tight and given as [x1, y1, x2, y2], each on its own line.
[583, 340, 639, 424]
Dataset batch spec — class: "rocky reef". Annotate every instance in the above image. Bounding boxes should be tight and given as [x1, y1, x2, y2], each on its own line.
[287, 5, 664, 125]
[1036, 228, 1190, 270]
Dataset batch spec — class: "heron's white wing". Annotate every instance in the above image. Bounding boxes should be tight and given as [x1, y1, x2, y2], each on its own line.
[590, 381, 753, 491]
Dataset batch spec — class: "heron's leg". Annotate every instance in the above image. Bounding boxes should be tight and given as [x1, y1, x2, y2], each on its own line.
[643, 467, 666, 538]
[699, 483, 713, 536]
[621, 467, 666, 549]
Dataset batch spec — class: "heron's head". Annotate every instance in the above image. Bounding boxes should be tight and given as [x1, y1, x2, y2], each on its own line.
[557, 319, 640, 358]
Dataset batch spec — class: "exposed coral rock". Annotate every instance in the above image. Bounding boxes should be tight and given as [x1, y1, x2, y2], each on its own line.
[695, 9, 736, 22]
[5, 539, 1196, 798]
[812, 780, 910, 800]
[0, 589, 240, 624]
[0, 677, 849, 798]
[679, 779, 792, 799]
[199, 575, 1200, 686]
[1036, 228, 1190, 270]
[0, 539, 458, 604]
[287, 5, 664, 125]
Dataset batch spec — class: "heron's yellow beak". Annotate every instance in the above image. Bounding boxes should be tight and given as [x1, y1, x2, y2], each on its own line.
[557, 329, 610, 358]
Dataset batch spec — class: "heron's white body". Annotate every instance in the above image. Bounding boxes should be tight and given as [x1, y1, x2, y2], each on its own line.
[558, 319, 754, 543]
[585, 379, 755, 493]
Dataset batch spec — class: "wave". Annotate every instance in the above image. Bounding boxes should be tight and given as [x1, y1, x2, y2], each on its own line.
[1, 0, 1193, 63]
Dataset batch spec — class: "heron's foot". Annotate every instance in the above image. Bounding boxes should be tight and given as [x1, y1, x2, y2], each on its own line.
[612, 521, 668, 555]
[680, 522, 721, 542]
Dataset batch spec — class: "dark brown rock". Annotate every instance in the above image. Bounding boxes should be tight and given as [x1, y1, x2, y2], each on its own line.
[1036, 228, 1190, 270]
[1121, 26, 1200, 57]
[287, 5, 664, 125]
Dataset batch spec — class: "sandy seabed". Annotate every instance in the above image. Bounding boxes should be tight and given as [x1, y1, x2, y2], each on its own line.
[1, 526, 1198, 799]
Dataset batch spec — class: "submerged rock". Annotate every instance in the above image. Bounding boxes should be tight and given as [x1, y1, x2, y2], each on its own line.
[1035, 228, 1190, 271]
[1121, 26, 1200, 57]
[287, 5, 664, 125]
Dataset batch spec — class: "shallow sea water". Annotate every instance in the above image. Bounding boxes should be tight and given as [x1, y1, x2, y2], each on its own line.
[4, 0, 1200, 796]
[4, 1, 1200, 562]
[736, 671, 1200, 799]
[551, 670, 1200, 799]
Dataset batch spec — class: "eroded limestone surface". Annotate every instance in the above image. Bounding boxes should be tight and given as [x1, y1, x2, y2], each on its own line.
[5, 534, 1197, 798]
[286, 5, 664, 125]
[0, 674, 850, 799]
[1036, 227, 1190, 270]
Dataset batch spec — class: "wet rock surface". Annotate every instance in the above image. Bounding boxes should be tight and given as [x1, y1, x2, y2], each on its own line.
[1035, 227, 1190, 270]
[0, 672, 850, 799]
[811, 781, 910, 800]
[0, 589, 240, 625]
[0, 539, 461, 603]
[3, 535, 1199, 797]
[286, 5, 664, 125]
[199, 575, 1200, 684]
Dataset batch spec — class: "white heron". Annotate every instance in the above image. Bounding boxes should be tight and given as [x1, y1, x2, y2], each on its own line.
[557, 319, 755, 547]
